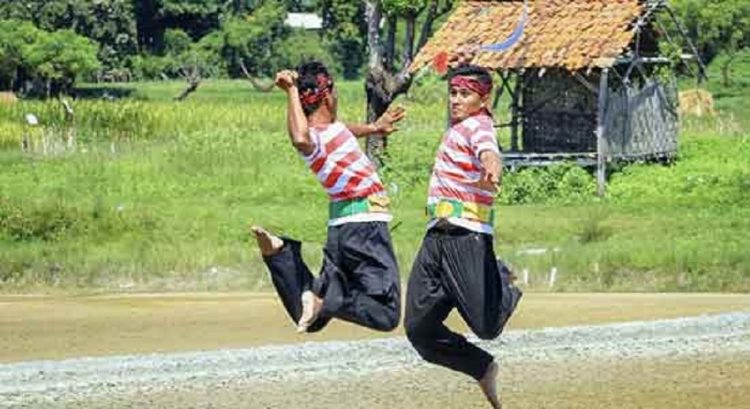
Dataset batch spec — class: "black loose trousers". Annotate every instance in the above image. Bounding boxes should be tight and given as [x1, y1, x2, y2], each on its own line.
[264, 221, 401, 332]
[405, 223, 522, 380]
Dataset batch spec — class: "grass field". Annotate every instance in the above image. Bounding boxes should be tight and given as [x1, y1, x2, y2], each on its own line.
[0, 52, 748, 293]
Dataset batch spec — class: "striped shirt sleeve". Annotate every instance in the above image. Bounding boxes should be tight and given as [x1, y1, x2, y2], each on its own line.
[470, 125, 500, 159]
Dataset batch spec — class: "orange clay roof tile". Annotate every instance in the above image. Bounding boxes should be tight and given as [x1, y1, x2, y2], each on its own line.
[410, 0, 644, 73]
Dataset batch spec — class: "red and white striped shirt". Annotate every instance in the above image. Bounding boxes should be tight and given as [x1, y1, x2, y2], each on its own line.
[303, 122, 391, 225]
[427, 114, 500, 234]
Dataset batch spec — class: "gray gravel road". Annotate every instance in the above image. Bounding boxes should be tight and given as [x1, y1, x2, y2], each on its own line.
[2, 311, 749, 408]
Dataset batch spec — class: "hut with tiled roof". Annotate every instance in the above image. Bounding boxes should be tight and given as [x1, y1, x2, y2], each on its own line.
[411, 0, 701, 193]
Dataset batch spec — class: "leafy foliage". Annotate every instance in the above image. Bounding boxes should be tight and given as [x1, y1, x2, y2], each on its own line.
[672, 0, 750, 85]
[319, 0, 367, 79]
[381, 0, 428, 16]
[0, 0, 137, 72]
[218, 1, 290, 77]
[0, 20, 100, 95]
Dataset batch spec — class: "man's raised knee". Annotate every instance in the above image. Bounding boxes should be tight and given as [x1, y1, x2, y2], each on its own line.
[376, 310, 400, 332]
[471, 320, 502, 340]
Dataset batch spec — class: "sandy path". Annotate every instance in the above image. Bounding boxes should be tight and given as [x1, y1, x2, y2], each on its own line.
[3, 292, 749, 362]
[2, 311, 749, 408]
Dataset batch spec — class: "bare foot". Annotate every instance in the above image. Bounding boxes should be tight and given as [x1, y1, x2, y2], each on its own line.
[297, 290, 323, 333]
[479, 361, 502, 409]
[250, 226, 284, 256]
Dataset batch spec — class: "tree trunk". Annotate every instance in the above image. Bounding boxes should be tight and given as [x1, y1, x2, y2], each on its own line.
[364, 0, 447, 165]
[402, 15, 416, 68]
[365, 1, 386, 164]
[366, 1, 383, 71]
[365, 69, 393, 167]
[384, 16, 397, 71]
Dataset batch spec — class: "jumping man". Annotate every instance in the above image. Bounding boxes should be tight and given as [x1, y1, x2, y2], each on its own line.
[404, 64, 522, 409]
[252, 61, 404, 334]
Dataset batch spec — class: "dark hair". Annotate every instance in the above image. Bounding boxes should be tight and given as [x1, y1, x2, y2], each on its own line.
[447, 64, 493, 90]
[296, 60, 334, 115]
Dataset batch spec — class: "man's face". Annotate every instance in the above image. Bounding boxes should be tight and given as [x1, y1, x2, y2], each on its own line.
[449, 77, 489, 122]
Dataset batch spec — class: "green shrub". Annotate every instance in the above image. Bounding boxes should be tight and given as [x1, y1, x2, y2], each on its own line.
[0, 198, 81, 242]
[499, 163, 597, 205]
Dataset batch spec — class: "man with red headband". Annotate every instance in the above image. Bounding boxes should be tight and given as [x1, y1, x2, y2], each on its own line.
[404, 64, 522, 409]
[251, 61, 404, 334]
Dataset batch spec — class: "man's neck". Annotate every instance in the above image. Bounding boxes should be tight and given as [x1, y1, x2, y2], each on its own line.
[451, 110, 488, 125]
[308, 110, 334, 127]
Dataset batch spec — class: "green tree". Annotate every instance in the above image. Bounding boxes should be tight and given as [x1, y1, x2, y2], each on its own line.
[134, 0, 224, 53]
[133, 0, 163, 52]
[0, 21, 40, 91]
[210, 0, 290, 77]
[23, 29, 101, 96]
[673, 0, 750, 85]
[167, 1, 289, 99]
[158, 0, 225, 40]
[82, 0, 137, 73]
[319, 0, 368, 79]
[363, 0, 454, 162]
[172, 38, 224, 101]
[0, 20, 100, 95]
[286, 0, 318, 12]
[0, 0, 137, 73]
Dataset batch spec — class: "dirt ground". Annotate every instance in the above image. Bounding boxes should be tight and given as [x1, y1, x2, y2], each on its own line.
[1, 292, 749, 408]
[87, 353, 749, 409]
[2, 292, 750, 362]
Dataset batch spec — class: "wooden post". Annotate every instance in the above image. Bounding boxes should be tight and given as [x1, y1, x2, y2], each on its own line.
[510, 71, 523, 152]
[61, 98, 75, 151]
[596, 68, 610, 197]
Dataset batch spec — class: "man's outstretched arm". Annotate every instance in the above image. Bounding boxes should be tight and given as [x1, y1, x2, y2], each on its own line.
[346, 106, 406, 138]
[276, 70, 314, 156]
[476, 150, 503, 193]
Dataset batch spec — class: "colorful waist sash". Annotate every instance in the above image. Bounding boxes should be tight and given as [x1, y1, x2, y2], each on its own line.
[329, 195, 390, 220]
[426, 199, 495, 225]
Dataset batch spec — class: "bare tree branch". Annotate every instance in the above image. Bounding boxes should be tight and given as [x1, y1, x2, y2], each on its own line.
[417, 0, 440, 51]
[239, 60, 275, 92]
[174, 63, 202, 101]
[439, 0, 454, 17]
[174, 78, 201, 101]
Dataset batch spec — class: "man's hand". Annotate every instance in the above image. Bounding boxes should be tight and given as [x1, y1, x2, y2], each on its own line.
[373, 105, 407, 136]
[475, 168, 500, 193]
[275, 70, 298, 92]
[474, 151, 502, 193]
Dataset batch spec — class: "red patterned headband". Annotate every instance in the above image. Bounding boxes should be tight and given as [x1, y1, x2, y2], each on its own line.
[300, 73, 333, 107]
[449, 76, 492, 98]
